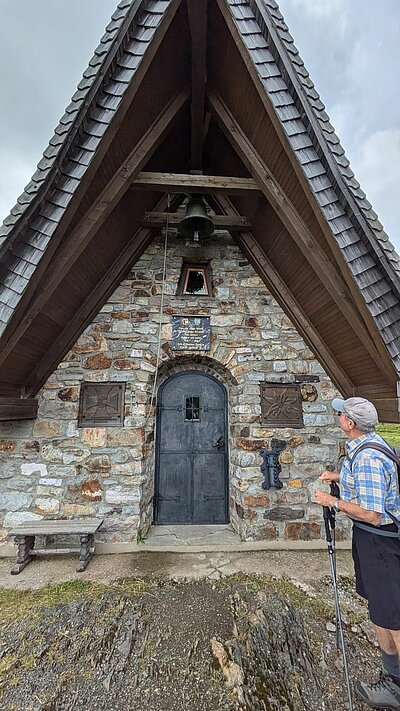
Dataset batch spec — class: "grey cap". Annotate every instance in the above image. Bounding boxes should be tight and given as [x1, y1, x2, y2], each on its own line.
[332, 396, 379, 429]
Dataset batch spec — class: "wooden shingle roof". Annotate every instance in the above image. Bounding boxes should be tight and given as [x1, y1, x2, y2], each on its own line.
[0, 0, 399, 421]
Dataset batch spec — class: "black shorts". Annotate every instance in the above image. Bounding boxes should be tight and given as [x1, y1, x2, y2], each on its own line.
[352, 523, 400, 630]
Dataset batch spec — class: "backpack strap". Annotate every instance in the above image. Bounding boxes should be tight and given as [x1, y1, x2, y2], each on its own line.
[350, 441, 400, 467]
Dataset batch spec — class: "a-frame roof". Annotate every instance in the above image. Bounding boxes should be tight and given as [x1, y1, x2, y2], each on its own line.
[1, 0, 400, 421]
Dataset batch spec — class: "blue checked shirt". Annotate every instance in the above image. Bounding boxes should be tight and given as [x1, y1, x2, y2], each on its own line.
[340, 432, 400, 525]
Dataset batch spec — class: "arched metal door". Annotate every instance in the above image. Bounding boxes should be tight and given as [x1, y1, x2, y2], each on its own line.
[155, 371, 228, 524]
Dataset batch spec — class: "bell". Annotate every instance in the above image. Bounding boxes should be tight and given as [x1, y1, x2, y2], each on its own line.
[178, 198, 214, 241]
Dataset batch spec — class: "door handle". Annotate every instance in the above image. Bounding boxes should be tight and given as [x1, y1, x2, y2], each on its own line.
[212, 436, 225, 451]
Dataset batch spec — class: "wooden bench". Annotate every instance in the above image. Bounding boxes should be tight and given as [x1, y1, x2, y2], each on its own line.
[9, 518, 103, 575]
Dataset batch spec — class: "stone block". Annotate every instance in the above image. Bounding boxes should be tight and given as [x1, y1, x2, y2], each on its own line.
[246, 523, 278, 541]
[0, 440, 16, 453]
[58, 387, 79, 402]
[34, 498, 60, 515]
[41, 444, 63, 463]
[113, 359, 136, 370]
[273, 361, 287, 372]
[105, 487, 140, 505]
[83, 354, 112, 369]
[33, 421, 62, 437]
[264, 507, 304, 521]
[64, 504, 96, 516]
[80, 428, 106, 448]
[21, 463, 48, 477]
[107, 428, 144, 448]
[236, 438, 269, 451]
[279, 451, 293, 465]
[243, 495, 270, 507]
[288, 437, 304, 448]
[4, 511, 43, 528]
[284, 522, 321, 540]
[0, 492, 32, 512]
[73, 330, 108, 353]
[300, 384, 318, 402]
[86, 455, 111, 473]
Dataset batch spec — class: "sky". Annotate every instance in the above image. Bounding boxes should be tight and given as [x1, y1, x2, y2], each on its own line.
[0, 0, 399, 249]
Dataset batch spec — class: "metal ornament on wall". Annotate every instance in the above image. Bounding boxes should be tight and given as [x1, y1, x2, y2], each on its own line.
[78, 382, 125, 427]
[260, 383, 303, 427]
[260, 439, 287, 490]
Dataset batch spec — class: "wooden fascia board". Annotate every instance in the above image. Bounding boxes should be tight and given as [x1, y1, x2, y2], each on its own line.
[214, 0, 398, 380]
[131, 172, 260, 194]
[250, 0, 400, 295]
[142, 211, 250, 230]
[0, 90, 189, 371]
[24, 194, 185, 396]
[0, 0, 182, 262]
[187, 0, 208, 169]
[208, 90, 396, 384]
[0, 398, 38, 422]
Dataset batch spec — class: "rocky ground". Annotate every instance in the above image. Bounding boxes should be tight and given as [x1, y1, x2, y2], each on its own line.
[0, 552, 382, 711]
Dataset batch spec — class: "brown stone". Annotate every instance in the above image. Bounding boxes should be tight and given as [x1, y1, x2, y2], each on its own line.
[161, 342, 175, 359]
[247, 523, 278, 541]
[86, 455, 111, 473]
[107, 428, 144, 448]
[111, 312, 131, 319]
[339, 442, 346, 457]
[288, 479, 303, 488]
[235, 503, 245, 519]
[114, 359, 135, 370]
[300, 384, 318, 402]
[80, 428, 106, 448]
[265, 507, 304, 521]
[83, 354, 112, 369]
[23, 441, 40, 452]
[73, 330, 108, 354]
[288, 437, 304, 448]
[32, 421, 62, 437]
[284, 522, 321, 541]
[246, 317, 258, 328]
[81, 479, 103, 501]
[279, 451, 293, 465]
[243, 495, 270, 507]
[0, 440, 16, 453]
[308, 435, 321, 444]
[239, 427, 250, 438]
[58, 387, 79, 402]
[64, 504, 95, 516]
[236, 439, 269, 451]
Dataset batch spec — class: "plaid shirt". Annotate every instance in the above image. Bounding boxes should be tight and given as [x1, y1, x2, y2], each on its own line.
[340, 432, 400, 525]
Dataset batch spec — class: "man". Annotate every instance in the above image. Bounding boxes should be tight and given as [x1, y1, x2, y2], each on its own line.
[315, 396, 400, 709]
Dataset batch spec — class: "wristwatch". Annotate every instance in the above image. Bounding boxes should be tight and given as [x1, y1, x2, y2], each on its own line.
[332, 498, 340, 513]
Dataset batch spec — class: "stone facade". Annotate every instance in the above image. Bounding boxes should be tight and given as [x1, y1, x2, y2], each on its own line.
[0, 231, 349, 547]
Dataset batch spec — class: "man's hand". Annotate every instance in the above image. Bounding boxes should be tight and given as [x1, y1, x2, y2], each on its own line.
[319, 470, 340, 483]
[315, 490, 337, 507]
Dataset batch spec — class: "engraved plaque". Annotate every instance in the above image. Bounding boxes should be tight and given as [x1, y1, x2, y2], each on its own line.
[171, 316, 211, 351]
[78, 382, 125, 427]
[260, 383, 303, 427]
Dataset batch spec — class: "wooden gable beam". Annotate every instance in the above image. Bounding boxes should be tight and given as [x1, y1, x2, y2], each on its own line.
[0, 90, 189, 371]
[208, 90, 396, 384]
[142, 211, 250, 230]
[0, 398, 38, 422]
[25, 194, 185, 397]
[187, 0, 208, 169]
[131, 172, 260, 194]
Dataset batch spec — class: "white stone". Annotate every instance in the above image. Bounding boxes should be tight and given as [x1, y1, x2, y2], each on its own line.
[39, 478, 63, 487]
[273, 361, 287, 372]
[21, 463, 48, 477]
[105, 487, 140, 504]
[0, 492, 32, 512]
[112, 321, 133, 333]
[34, 498, 60, 514]
[4, 511, 43, 528]
[130, 349, 144, 358]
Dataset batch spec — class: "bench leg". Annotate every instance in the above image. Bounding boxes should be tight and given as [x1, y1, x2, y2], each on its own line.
[76, 533, 94, 572]
[11, 535, 36, 575]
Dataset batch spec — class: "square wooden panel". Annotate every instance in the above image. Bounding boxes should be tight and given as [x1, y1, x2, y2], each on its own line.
[78, 382, 125, 428]
[260, 383, 303, 428]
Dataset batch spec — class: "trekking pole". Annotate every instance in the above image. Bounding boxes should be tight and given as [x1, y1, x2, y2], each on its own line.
[323, 480, 354, 711]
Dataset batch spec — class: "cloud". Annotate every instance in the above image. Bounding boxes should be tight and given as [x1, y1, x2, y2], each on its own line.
[351, 129, 400, 250]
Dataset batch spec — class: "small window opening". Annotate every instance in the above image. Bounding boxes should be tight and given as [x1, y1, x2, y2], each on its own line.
[184, 269, 208, 295]
[177, 262, 212, 296]
[185, 396, 200, 421]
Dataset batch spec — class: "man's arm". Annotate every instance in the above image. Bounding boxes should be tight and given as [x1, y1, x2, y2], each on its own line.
[315, 490, 381, 526]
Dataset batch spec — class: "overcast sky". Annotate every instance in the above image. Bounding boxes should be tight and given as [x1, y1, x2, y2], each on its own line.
[0, 0, 399, 249]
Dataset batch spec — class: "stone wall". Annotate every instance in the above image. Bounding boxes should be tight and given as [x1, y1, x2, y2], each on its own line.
[0, 231, 349, 546]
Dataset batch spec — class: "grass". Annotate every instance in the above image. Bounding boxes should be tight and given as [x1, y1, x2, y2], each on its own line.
[376, 423, 400, 446]
[0, 578, 150, 626]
